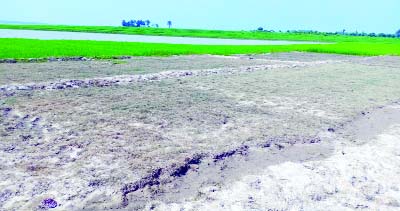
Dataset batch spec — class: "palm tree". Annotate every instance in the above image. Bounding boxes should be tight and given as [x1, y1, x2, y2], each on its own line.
[167, 21, 172, 28]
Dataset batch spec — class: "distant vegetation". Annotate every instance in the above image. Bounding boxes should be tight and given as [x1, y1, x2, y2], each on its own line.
[122, 19, 152, 27]
[257, 28, 400, 39]
[121, 19, 171, 28]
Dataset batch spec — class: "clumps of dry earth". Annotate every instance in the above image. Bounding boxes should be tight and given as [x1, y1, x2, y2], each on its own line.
[0, 53, 400, 210]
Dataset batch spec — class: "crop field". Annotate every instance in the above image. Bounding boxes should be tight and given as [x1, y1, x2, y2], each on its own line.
[1, 38, 400, 60]
[0, 25, 400, 60]
[0, 24, 397, 42]
[1, 52, 400, 210]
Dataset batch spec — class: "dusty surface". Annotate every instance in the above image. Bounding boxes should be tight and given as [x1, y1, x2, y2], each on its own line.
[154, 104, 400, 211]
[0, 53, 399, 210]
[0, 55, 274, 85]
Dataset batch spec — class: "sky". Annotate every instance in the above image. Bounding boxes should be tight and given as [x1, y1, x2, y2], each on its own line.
[1, 0, 399, 33]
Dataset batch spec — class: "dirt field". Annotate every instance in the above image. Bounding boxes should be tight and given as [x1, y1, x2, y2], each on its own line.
[1, 53, 400, 210]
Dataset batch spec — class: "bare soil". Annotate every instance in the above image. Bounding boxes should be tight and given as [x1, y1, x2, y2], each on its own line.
[0, 53, 399, 211]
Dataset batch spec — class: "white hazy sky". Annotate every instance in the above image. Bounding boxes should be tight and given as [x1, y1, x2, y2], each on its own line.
[1, 0, 399, 33]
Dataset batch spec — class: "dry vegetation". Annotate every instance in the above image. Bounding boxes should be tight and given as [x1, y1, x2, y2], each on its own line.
[1, 53, 400, 210]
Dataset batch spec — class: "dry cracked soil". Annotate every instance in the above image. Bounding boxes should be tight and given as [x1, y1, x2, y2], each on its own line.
[0, 53, 400, 211]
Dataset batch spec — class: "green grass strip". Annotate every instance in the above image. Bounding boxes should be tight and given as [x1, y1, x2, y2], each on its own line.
[0, 38, 399, 60]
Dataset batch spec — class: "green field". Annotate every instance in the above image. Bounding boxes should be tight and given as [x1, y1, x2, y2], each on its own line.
[0, 24, 399, 59]
[0, 24, 398, 42]
[1, 39, 399, 60]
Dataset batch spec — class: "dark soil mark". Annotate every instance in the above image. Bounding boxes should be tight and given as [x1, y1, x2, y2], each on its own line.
[32, 117, 41, 127]
[275, 143, 285, 150]
[0, 56, 134, 64]
[88, 179, 106, 188]
[170, 154, 204, 177]
[121, 168, 163, 207]
[0, 107, 57, 155]
[0, 189, 13, 203]
[40, 198, 58, 209]
[121, 154, 204, 207]
[1, 107, 12, 117]
[20, 134, 33, 142]
[120, 135, 325, 207]
[260, 136, 321, 148]
[213, 145, 249, 162]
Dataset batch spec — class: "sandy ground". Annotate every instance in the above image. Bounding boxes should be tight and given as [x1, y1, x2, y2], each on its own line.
[153, 105, 400, 211]
[0, 53, 399, 210]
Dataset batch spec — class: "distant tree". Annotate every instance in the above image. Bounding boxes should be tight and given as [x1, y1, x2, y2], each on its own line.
[167, 21, 172, 28]
[145, 20, 151, 27]
[257, 27, 264, 31]
[122, 19, 158, 27]
[128, 20, 136, 27]
[136, 20, 146, 27]
[122, 20, 128, 27]
[396, 29, 400, 37]
[342, 29, 346, 35]
[378, 33, 387, 37]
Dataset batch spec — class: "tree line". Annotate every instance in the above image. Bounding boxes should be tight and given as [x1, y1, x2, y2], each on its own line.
[120, 21, 399, 37]
[257, 27, 400, 38]
[122, 19, 172, 28]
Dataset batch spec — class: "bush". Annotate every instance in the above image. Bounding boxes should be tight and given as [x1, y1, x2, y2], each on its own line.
[122, 19, 150, 27]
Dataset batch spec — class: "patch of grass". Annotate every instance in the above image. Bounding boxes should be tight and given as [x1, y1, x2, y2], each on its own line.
[111, 60, 128, 65]
[2, 97, 17, 106]
[0, 38, 399, 60]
